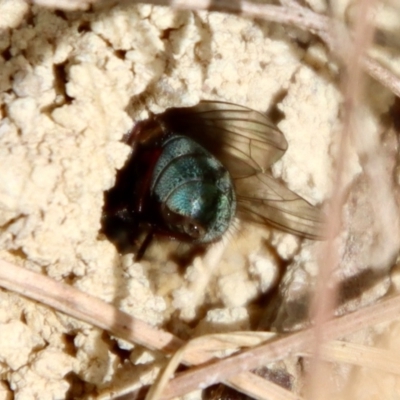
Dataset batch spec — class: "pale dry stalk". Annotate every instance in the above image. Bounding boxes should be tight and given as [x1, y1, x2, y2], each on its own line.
[306, 0, 378, 399]
[2, 258, 400, 399]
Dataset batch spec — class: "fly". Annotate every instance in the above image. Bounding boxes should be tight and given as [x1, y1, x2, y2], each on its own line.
[101, 101, 323, 259]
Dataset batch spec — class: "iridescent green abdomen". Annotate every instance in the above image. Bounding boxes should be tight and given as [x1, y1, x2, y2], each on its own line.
[151, 135, 236, 243]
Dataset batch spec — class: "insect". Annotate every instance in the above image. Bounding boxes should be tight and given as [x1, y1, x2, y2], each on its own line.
[101, 101, 323, 259]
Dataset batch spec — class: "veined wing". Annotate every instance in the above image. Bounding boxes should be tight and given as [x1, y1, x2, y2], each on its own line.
[235, 174, 324, 239]
[159, 101, 288, 179]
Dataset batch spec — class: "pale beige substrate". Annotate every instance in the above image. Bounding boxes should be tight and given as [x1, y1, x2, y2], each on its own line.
[0, 0, 398, 399]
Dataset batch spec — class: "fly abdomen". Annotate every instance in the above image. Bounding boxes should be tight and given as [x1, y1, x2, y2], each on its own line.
[150, 135, 236, 243]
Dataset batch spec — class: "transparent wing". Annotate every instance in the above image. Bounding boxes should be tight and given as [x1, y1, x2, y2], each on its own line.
[236, 174, 324, 239]
[159, 101, 323, 239]
[159, 100, 288, 179]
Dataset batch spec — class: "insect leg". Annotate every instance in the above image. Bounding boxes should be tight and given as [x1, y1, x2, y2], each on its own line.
[135, 228, 155, 261]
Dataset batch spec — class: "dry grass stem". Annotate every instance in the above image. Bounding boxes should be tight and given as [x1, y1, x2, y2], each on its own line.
[2, 256, 400, 399]
[145, 331, 277, 400]
[156, 292, 400, 399]
[0, 259, 183, 353]
[301, 341, 400, 375]
[306, 0, 378, 398]
[0, 258, 294, 400]
[363, 56, 400, 98]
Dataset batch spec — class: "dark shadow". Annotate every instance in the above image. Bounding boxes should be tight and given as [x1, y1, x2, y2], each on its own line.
[203, 366, 293, 400]
[65, 372, 96, 400]
[258, 265, 392, 332]
[267, 88, 288, 124]
[389, 96, 400, 133]
[208, 0, 242, 14]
